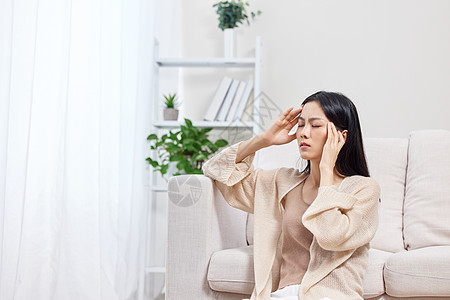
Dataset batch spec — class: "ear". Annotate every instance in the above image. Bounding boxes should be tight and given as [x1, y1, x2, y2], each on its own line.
[342, 130, 348, 142]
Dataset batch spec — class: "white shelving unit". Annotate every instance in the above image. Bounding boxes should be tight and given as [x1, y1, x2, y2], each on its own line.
[139, 36, 262, 300]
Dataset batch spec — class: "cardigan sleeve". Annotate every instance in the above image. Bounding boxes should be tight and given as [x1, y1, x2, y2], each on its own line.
[301, 176, 380, 252]
[202, 142, 274, 214]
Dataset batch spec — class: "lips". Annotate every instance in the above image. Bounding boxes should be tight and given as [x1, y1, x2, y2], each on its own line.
[300, 142, 310, 147]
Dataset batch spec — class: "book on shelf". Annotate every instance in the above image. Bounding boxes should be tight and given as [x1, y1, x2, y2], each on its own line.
[226, 81, 246, 122]
[216, 79, 240, 121]
[203, 76, 233, 121]
[233, 80, 253, 121]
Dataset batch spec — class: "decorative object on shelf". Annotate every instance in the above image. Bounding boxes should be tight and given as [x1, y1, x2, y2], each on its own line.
[204, 76, 233, 121]
[204, 76, 253, 122]
[146, 118, 228, 177]
[213, 0, 261, 58]
[216, 79, 239, 121]
[223, 28, 236, 58]
[163, 93, 180, 121]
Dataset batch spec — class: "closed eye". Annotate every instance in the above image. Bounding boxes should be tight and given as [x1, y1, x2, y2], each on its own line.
[298, 124, 322, 128]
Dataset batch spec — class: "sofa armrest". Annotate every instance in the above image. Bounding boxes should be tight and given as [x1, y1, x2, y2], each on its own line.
[166, 174, 249, 300]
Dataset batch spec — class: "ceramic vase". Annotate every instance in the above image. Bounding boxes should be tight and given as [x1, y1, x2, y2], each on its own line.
[224, 28, 236, 58]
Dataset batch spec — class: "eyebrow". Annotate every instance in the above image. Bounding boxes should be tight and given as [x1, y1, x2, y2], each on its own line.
[298, 116, 327, 122]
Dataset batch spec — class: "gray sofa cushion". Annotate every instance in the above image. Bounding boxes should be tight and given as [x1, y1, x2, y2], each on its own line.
[208, 246, 254, 295]
[364, 138, 409, 253]
[404, 130, 450, 250]
[384, 246, 450, 297]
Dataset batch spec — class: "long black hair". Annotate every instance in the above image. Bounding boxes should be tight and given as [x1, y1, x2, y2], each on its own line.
[301, 91, 370, 177]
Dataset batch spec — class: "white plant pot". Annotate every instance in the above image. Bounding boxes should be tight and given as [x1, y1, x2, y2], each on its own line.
[224, 28, 236, 58]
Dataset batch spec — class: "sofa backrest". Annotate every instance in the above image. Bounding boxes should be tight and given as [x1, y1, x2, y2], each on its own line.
[364, 138, 408, 252]
[248, 137, 409, 253]
[403, 130, 450, 250]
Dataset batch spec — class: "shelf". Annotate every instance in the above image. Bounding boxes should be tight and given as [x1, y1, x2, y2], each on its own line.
[145, 266, 165, 273]
[152, 120, 255, 129]
[156, 57, 256, 68]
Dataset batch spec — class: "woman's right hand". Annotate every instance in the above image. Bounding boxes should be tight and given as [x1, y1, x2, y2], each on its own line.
[235, 106, 302, 163]
[259, 106, 303, 146]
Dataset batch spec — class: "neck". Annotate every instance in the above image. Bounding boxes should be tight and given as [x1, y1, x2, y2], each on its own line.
[308, 159, 321, 187]
[308, 159, 342, 187]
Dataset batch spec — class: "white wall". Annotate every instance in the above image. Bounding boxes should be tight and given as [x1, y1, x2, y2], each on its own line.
[179, 0, 450, 138]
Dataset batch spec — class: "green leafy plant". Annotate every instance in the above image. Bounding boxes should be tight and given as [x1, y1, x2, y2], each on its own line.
[146, 118, 228, 177]
[213, 0, 261, 31]
[163, 93, 179, 109]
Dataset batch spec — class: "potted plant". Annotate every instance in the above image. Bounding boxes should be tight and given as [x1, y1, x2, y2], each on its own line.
[213, 0, 262, 57]
[146, 118, 228, 178]
[163, 93, 179, 121]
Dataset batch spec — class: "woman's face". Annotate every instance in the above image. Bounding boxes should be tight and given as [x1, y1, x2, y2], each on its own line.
[295, 101, 329, 161]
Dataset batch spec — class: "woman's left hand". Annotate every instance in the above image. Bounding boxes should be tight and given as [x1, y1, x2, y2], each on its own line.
[319, 122, 346, 185]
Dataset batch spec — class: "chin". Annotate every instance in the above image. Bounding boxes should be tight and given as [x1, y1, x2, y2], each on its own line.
[299, 150, 319, 161]
[299, 152, 312, 160]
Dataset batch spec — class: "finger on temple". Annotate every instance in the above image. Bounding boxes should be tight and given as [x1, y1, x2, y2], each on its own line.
[290, 113, 301, 123]
[280, 108, 294, 121]
[289, 107, 302, 117]
[326, 123, 333, 140]
[331, 122, 338, 136]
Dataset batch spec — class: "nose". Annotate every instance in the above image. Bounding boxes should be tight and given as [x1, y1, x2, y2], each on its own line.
[297, 125, 310, 139]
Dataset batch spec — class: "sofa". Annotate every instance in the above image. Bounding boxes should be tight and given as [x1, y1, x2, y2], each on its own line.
[166, 130, 450, 300]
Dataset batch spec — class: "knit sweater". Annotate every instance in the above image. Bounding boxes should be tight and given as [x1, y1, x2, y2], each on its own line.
[202, 142, 380, 300]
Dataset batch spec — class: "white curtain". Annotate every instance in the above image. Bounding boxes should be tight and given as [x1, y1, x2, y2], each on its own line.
[0, 0, 155, 299]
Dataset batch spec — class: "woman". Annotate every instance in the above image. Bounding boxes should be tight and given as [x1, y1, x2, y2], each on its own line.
[202, 91, 380, 300]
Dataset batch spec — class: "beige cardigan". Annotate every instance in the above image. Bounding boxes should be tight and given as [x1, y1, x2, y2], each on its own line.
[202, 142, 380, 300]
